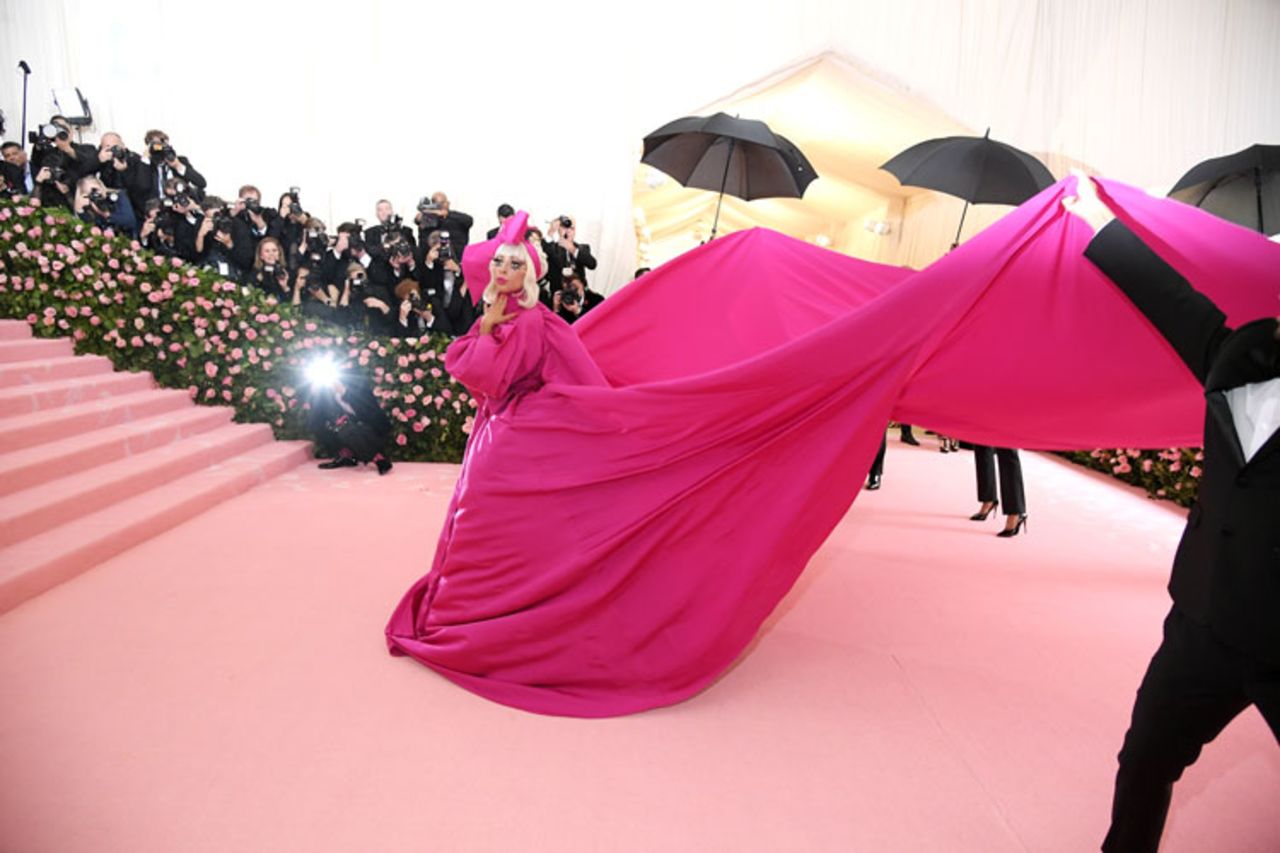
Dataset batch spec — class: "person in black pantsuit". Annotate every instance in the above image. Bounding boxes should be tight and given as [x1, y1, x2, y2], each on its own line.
[970, 446, 1027, 536]
[1066, 176, 1280, 853]
[866, 434, 887, 490]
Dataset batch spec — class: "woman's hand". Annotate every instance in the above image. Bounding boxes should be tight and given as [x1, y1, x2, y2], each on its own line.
[479, 294, 518, 336]
[1061, 170, 1116, 234]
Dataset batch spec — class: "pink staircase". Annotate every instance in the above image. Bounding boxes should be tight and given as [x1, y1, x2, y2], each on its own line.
[0, 318, 311, 614]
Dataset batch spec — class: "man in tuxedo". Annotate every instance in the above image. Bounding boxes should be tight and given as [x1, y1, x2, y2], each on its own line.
[415, 191, 473, 256]
[544, 214, 597, 294]
[95, 133, 154, 217]
[365, 199, 415, 261]
[552, 270, 603, 325]
[143, 129, 206, 203]
[1067, 177, 1280, 853]
[418, 229, 475, 336]
[232, 184, 276, 251]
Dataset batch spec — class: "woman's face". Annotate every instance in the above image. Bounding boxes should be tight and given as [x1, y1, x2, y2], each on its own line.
[260, 242, 281, 264]
[490, 248, 528, 294]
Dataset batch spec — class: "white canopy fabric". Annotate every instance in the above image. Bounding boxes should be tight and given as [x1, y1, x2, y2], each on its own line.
[2, 0, 1278, 288]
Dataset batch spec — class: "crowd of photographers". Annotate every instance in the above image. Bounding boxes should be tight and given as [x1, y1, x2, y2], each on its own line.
[1, 117, 607, 338]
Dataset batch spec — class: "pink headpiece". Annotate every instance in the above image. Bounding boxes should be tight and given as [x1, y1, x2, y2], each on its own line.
[460, 209, 543, 306]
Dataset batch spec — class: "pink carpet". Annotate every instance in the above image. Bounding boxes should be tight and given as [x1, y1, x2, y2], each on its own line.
[0, 441, 1275, 852]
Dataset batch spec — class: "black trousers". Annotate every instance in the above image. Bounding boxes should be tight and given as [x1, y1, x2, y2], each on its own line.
[973, 445, 1025, 516]
[1103, 607, 1280, 852]
[869, 435, 887, 480]
[898, 423, 915, 441]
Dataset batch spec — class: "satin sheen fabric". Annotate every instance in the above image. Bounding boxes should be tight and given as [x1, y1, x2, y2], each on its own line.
[386, 178, 1280, 717]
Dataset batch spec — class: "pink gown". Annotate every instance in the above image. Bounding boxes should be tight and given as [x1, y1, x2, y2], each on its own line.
[386, 178, 1280, 717]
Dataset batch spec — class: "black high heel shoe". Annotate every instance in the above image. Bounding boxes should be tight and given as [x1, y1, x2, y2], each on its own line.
[996, 514, 1028, 538]
[969, 502, 998, 521]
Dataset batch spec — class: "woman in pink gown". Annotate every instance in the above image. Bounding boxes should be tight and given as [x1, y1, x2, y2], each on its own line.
[386, 187, 1280, 718]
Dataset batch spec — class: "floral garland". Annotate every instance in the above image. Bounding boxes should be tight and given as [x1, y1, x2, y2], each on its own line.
[0, 197, 473, 462]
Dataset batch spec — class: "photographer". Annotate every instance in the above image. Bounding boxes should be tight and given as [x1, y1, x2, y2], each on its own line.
[31, 116, 97, 183]
[247, 237, 295, 301]
[393, 279, 437, 338]
[267, 189, 308, 268]
[157, 177, 204, 262]
[544, 214, 597, 294]
[295, 217, 334, 282]
[346, 261, 396, 337]
[1, 142, 35, 196]
[414, 191, 473, 256]
[232, 184, 276, 247]
[552, 270, 602, 325]
[27, 124, 76, 209]
[420, 229, 474, 336]
[73, 175, 137, 235]
[95, 132, 153, 217]
[143, 129, 206, 203]
[139, 199, 186, 261]
[486, 203, 515, 240]
[195, 196, 253, 281]
[306, 365, 393, 475]
[364, 200, 415, 261]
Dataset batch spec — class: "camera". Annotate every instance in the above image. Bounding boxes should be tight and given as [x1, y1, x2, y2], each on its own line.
[558, 216, 573, 228]
[87, 187, 119, 213]
[288, 186, 304, 216]
[241, 196, 262, 215]
[559, 286, 581, 307]
[305, 228, 328, 254]
[408, 290, 426, 311]
[110, 145, 128, 161]
[436, 232, 454, 263]
[387, 237, 413, 261]
[46, 163, 68, 184]
[349, 271, 368, 292]
[29, 124, 66, 147]
[347, 231, 365, 254]
[171, 180, 191, 207]
[417, 197, 442, 229]
[212, 207, 235, 236]
[150, 141, 176, 162]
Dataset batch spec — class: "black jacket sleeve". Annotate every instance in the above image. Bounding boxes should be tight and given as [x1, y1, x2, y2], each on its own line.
[1084, 219, 1231, 384]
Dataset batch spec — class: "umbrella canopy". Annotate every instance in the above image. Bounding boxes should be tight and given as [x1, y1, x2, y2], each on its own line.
[1168, 143, 1280, 235]
[642, 112, 818, 238]
[881, 129, 1054, 246]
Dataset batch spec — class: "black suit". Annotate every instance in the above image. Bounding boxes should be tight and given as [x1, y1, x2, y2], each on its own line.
[1086, 221, 1280, 853]
[148, 155, 206, 201]
[99, 151, 154, 220]
[419, 265, 475, 336]
[364, 223, 416, 260]
[544, 240, 598, 292]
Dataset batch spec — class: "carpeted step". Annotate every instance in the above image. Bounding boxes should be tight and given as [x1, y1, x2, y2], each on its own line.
[0, 319, 33, 340]
[0, 406, 234, 497]
[0, 370, 156, 417]
[0, 388, 192, 453]
[0, 440, 311, 615]
[0, 354, 116, 389]
[0, 421, 277, 546]
[0, 337, 74, 362]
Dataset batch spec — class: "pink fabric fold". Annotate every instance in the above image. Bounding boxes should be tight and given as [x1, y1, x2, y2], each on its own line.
[386, 178, 1280, 717]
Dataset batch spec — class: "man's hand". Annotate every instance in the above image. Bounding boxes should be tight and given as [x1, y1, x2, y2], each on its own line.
[443, 259, 461, 274]
[364, 297, 391, 314]
[35, 166, 51, 184]
[1061, 170, 1116, 234]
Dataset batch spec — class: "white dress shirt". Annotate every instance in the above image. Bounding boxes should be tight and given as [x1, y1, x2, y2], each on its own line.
[1225, 377, 1280, 462]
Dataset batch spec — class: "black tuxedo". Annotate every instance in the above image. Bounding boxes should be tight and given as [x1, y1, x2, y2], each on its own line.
[419, 265, 475, 336]
[417, 209, 473, 255]
[364, 222, 416, 259]
[148, 155, 206, 201]
[1086, 220, 1280, 853]
[544, 240, 598, 291]
[99, 151, 154, 220]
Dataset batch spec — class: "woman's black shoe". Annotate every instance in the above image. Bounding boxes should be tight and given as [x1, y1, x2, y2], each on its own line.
[375, 456, 393, 475]
[996, 514, 1028, 538]
[866, 475, 882, 491]
[900, 433, 920, 446]
[969, 502, 998, 521]
[318, 456, 357, 470]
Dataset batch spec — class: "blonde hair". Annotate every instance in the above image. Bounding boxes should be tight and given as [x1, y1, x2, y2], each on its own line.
[482, 241, 542, 310]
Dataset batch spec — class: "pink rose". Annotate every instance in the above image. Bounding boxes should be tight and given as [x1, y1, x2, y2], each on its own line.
[205, 362, 219, 377]
[395, 434, 408, 446]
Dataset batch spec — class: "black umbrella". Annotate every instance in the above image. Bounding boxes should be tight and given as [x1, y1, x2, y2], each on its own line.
[642, 112, 818, 239]
[881, 129, 1055, 247]
[1168, 144, 1280, 235]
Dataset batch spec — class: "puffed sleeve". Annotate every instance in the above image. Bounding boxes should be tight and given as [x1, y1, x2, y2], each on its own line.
[443, 310, 544, 401]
